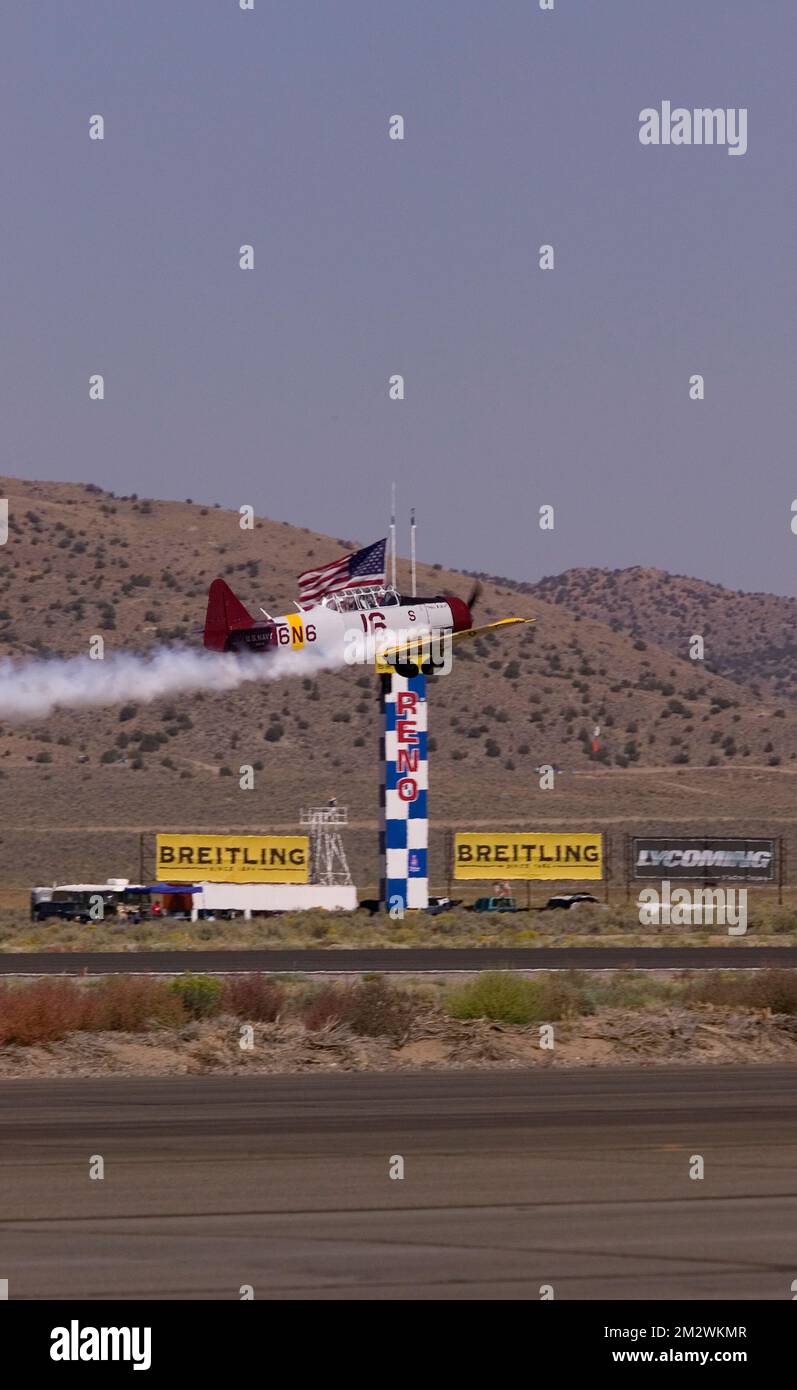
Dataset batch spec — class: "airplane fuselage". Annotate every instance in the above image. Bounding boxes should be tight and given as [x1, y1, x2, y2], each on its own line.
[205, 579, 471, 659]
[203, 576, 531, 674]
[228, 597, 465, 655]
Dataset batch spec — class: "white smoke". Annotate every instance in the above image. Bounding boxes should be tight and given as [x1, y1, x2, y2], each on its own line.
[0, 644, 339, 722]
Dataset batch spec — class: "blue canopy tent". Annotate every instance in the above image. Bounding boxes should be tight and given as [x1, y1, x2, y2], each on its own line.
[125, 884, 201, 894]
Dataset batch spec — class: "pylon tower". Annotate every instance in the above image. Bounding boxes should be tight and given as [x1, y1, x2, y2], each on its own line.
[300, 805, 353, 886]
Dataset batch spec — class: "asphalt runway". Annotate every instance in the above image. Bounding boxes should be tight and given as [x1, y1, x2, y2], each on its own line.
[1, 1068, 797, 1300]
[0, 945, 795, 974]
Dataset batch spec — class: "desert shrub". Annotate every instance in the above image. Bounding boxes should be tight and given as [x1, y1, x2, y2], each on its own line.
[300, 978, 418, 1039]
[685, 969, 797, 1015]
[749, 970, 797, 1013]
[446, 971, 591, 1025]
[534, 972, 595, 1019]
[222, 975, 285, 1021]
[85, 977, 186, 1032]
[768, 910, 797, 936]
[194, 923, 223, 941]
[300, 984, 354, 1031]
[446, 973, 539, 1024]
[128, 923, 161, 944]
[0, 980, 86, 1044]
[170, 974, 223, 1019]
[139, 733, 164, 752]
[595, 971, 672, 1010]
[0, 977, 185, 1043]
[346, 977, 419, 1040]
[683, 972, 745, 1009]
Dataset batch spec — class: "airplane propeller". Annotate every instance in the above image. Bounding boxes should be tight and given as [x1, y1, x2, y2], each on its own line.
[466, 580, 482, 614]
[443, 578, 482, 620]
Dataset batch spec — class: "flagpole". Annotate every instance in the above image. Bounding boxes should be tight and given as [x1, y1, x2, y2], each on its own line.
[410, 506, 416, 598]
[390, 481, 397, 590]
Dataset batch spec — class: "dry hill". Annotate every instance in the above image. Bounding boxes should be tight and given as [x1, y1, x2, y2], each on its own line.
[0, 478, 796, 893]
[527, 567, 797, 705]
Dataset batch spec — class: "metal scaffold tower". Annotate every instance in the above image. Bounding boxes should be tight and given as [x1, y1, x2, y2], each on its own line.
[300, 804, 353, 886]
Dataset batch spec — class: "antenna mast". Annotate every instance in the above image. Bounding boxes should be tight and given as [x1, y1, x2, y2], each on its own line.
[410, 506, 417, 597]
[389, 481, 397, 589]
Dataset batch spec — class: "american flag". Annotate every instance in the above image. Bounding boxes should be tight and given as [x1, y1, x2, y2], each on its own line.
[297, 537, 387, 604]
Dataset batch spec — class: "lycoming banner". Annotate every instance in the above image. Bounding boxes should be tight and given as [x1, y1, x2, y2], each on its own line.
[632, 837, 776, 882]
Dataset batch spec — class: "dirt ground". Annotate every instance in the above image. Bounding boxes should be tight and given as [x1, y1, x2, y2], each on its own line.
[2, 1004, 796, 1078]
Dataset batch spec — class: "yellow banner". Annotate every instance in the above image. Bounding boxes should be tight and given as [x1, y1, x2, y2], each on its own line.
[454, 832, 603, 880]
[156, 834, 309, 883]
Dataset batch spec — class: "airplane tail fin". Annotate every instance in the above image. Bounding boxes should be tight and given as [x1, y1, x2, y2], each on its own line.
[203, 578, 256, 651]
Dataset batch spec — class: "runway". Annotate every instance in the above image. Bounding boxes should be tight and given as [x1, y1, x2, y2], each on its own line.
[1, 1068, 797, 1299]
[0, 945, 795, 974]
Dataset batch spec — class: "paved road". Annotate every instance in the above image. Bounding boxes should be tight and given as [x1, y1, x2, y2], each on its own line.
[0, 945, 794, 974]
[1, 1068, 797, 1299]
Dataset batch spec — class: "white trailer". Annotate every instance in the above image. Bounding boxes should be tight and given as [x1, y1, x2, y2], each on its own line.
[190, 882, 357, 919]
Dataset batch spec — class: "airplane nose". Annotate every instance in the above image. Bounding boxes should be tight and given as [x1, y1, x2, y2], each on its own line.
[446, 596, 472, 632]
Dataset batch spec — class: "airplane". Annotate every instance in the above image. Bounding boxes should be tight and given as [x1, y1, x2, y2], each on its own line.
[203, 575, 533, 675]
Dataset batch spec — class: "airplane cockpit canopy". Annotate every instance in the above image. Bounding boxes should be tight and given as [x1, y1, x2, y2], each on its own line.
[320, 586, 401, 613]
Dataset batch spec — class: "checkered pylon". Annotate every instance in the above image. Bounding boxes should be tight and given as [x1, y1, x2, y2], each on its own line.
[379, 670, 428, 911]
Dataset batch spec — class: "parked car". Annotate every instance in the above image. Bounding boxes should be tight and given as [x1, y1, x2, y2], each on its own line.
[541, 893, 599, 911]
[425, 896, 462, 915]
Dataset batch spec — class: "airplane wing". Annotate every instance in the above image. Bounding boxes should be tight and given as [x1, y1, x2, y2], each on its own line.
[448, 617, 534, 644]
[377, 617, 534, 672]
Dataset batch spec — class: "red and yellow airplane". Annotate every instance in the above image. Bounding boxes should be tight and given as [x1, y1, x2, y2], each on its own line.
[203, 576, 533, 675]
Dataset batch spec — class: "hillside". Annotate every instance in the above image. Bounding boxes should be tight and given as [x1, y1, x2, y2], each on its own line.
[527, 567, 797, 705]
[1, 477, 797, 892]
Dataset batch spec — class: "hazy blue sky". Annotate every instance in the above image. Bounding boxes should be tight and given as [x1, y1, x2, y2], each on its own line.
[2, 2, 796, 594]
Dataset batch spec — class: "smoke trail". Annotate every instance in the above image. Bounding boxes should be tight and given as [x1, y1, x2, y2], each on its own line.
[0, 645, 339, 722]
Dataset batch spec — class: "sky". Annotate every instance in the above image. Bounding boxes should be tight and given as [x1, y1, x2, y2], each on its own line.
[1, 1, 796, 595]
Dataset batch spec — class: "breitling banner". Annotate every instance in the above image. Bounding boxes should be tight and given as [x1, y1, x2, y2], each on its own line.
[454, 832, 603, 880]
[156, 834, 309, 883]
